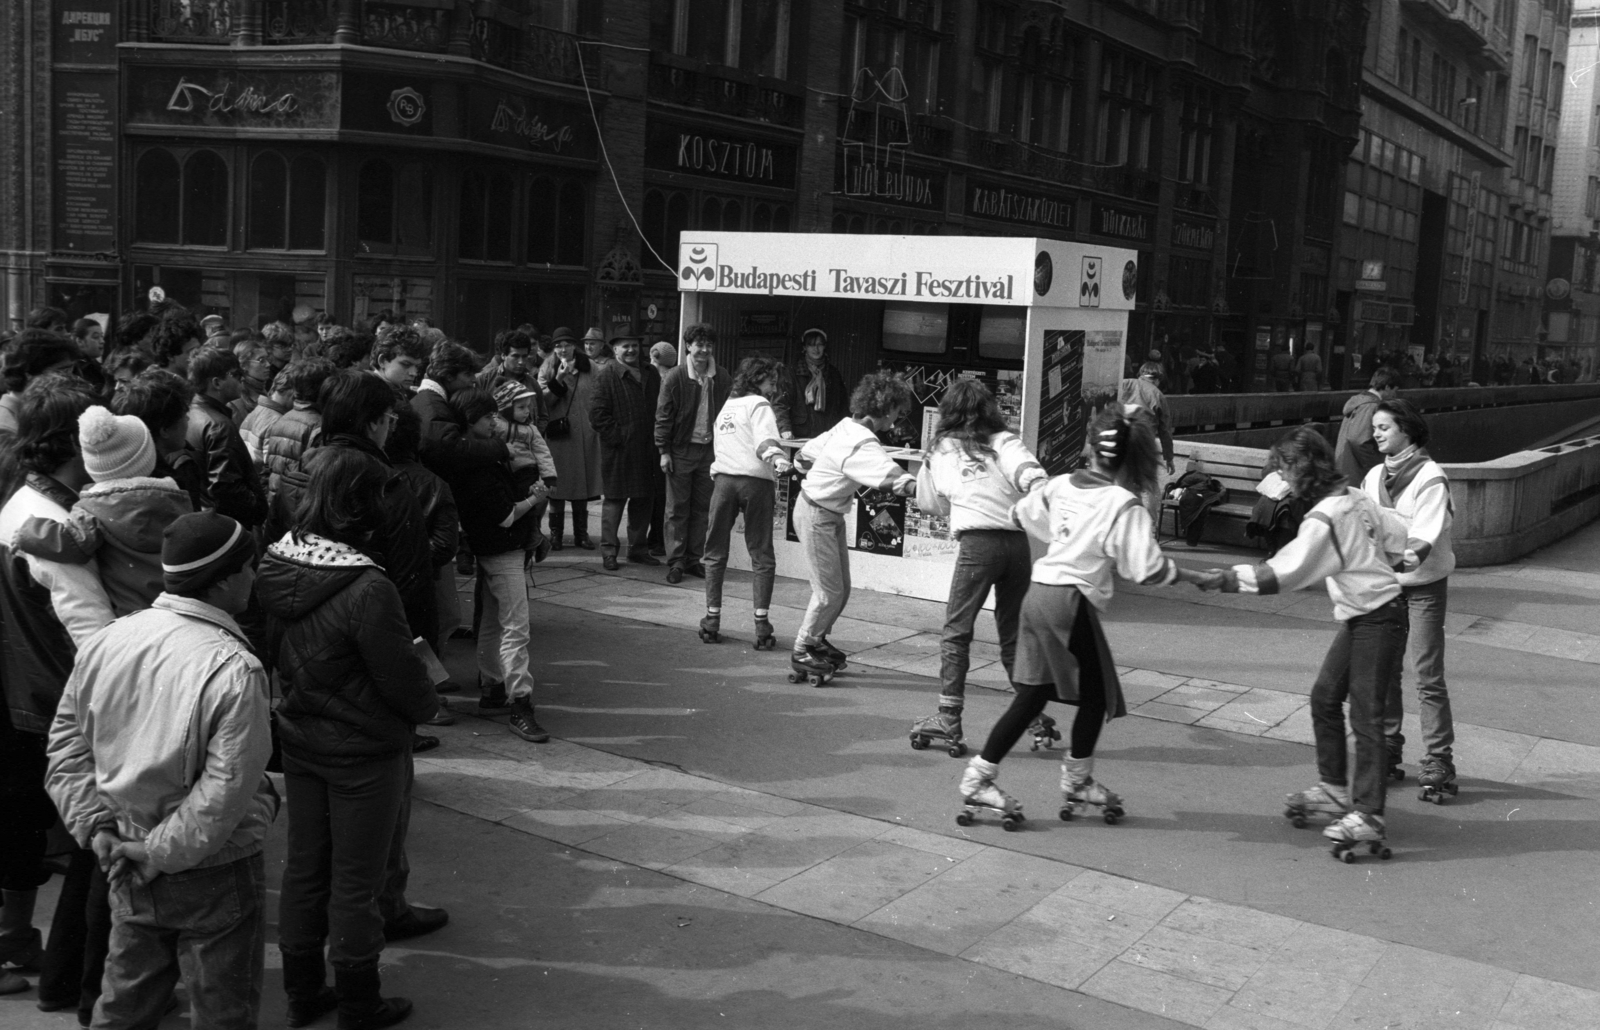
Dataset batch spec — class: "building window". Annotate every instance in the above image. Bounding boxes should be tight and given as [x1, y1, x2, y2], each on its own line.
[1513, 127, 1529, 179]
[135, 147, 231, 248]
[1542, 144, 1556, 193]
[1522, 36, 1538, 89]
[134, 149, 181, 245]
[672, 0, 792, 77]
[1016, 24, 1075, 152]
[181, 150, 229, 247]
[357, 159, 434, 255]
[642, 185, 789, 271]
[1178, 84, 1216, 184]
[971, 2, 1014, 132]
[1463, 77, 1483, 135]
[1552, 62, 1565, 109]
[460, 169, 515, 262]
[1097, 48, 1156, 171]
[248, 152, 325, 251]
[526, 176, 585, 266]
[1537, 48, 1551, 100]
[1397, 29, 1411, 91]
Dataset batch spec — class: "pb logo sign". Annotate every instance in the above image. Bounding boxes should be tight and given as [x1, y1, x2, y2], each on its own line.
[1079, 256, 1102, 308]
[679, 244, 718, 291]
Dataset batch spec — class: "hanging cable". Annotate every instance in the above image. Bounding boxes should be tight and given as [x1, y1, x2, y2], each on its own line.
[574, 40, 673, 273]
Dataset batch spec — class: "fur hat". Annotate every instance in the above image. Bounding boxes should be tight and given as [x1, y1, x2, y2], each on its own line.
[78, 405, 157, 482]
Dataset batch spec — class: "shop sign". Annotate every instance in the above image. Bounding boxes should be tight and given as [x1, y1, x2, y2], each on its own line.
[56, 0, 117, 63]
[965, 179, 1073, 232]
[1088, 201, 1152, 242]
[646, 119, 798, 189]
[677, 232, 1138, 311]
[837, 153, 944, 210]
[53, 0, 118, 256]
[1171, 219, 1215, 251]
[342, 75, 434, 135]
[739, 311, 790, 337]
[467, 89, 593, 157]
[127, 67, 339, 129]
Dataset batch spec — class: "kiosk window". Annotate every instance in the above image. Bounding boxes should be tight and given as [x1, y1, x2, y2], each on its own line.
[883, 302, 949, 354]
[977, 307, 1025, 361]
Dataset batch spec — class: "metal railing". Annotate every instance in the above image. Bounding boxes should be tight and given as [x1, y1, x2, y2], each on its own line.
[150, 0, 234, 43]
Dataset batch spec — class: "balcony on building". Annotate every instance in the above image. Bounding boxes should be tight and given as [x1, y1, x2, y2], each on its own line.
[1399, 0, 1510, 70]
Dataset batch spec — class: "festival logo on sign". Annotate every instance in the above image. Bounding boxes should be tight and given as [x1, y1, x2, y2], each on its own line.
[1080, 256, 1102, 308]
[679, 244, 718, 291]
[387, 87, 425, 127]
[1034, 251, 1053, 297]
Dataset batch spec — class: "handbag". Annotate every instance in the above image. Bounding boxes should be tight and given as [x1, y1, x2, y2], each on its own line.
[545, 416, 571, 440]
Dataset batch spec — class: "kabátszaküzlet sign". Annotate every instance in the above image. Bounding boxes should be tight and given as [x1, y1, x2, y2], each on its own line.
[965, 179, 1074, 232]
[676, 233, 1138, 311]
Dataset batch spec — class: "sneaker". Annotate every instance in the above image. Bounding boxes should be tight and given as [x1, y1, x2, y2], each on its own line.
[477, 684, 511, 713]
[508, 700, 549, 743]
[1322, 810, 1385, 843]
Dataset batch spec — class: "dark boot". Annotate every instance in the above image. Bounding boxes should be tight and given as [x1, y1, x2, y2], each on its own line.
[549, 505, 565, 551]
[334, 962, 411, 1030]
[572, 504, 595, 549]
[283, 948, 338, 1028]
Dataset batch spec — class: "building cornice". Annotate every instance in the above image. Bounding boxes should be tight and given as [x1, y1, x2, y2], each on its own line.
[1362, 73, 1511, 169]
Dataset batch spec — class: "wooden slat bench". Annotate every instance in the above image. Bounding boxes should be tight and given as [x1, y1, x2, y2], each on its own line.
[1159, 442, 1272, 548]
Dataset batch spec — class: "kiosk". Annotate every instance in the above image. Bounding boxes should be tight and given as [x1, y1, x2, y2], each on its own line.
[675, 231, 1139, 604]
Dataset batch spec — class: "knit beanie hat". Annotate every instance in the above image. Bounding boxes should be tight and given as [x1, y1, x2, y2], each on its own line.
[162, 512, 256, 598]
[493, 379, 537, 414]
[650, 342, 678, 368]
[78, 405, 157, 482]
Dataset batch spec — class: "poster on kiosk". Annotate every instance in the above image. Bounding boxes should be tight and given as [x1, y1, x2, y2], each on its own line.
[675, 231, 1139, 606]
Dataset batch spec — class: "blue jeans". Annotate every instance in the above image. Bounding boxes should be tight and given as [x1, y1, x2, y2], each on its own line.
[665, 443, 715, 570]
[1309, 600, 1408, 816]
[93, 854, 265, 1030]
[939, 530, 1031, 707]
[1383, 578, 1455, 758]
[703, 475, 776, 612]
[476, 551, 535, 701]
[794, 496, 850, 647]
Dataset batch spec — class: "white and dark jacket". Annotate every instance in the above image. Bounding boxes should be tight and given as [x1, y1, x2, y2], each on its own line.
[797, 420, 913, 513]
[916, 431, 1047, 534]
[1360, 450, 1454, 587]
[711, 395, 787, 480]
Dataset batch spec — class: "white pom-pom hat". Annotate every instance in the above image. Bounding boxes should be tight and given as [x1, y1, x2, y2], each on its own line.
[78, 405, 157, 482]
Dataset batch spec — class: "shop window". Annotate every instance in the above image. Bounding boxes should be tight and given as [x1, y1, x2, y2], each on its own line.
[249, 152, 327, 251]
[358, 159, 433, 255]
[526, 174, 586, 266]
[135, 149, 181, 244]
[460, 169, 515, 262]
[183, 151, 229, 247]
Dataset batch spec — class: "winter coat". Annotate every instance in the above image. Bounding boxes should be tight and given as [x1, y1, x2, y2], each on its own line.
[655, 364, 731, 455]
[542, 360, 603, 500]
[45, 593, 276, 875]
[256, 533, 436, 765]
[786, 361, 849, 439]
[157, 451, 212, 513]
[1334, 390, 1384, 483]
[187, 393, 267, 528]
[477, 363, 548, 433]
[239, 394, 291, 468]
[454, 455, 535, 558]
[588, 361, 662, 499]
[12, 476, 193, 617]
[393, 460, 459, 569]
[259, 404, 321, 508]
[410, 382, 508, 482]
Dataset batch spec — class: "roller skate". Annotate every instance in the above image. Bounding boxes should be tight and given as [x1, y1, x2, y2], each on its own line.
[1385, 733, 1406, 782]
[1283, 782, 1350, 829]
[787, 645, 836, 687]
[699, 608, 721, 643]
[955, 757, 1025, 831]
[1058, 755, 1125, 824]
[1416, 753, 1459, 805]
[753, 610, 777, 651]
[1323, 810, 1391, 863]
[817, 637, 848, 671]
[1027, 713, 1061, 751]
[909, 706, 967, 757]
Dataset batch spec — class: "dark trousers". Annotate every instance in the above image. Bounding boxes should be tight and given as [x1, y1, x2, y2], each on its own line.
[38, 848, 111, 1023]
[278, 750, 407, 968]
[665, 443, 715, 570]
[938, 530, 1031, 708]
[600, 496, 651, 559]
[96, 854, 265, 1030]
[1309, 600, 1408, 816]
[703, 475, 776, 612]
[376, 751, 415, 926]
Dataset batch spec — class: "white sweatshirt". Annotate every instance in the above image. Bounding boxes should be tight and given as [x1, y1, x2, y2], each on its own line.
[798, 420, 914, 513]
[1226, 487, 1403, 620]
[916, 431, 1047, 534]
[1360, 459, 1455, 587]
[711, 395, 786, 480]
[1011, 470, 1178, 611]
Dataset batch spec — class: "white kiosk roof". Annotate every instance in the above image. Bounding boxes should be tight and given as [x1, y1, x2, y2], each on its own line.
[676, 232, 1138, 311]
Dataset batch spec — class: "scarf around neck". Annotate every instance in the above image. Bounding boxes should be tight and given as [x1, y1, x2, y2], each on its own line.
[1381, 445, 1430, 504]
[803, 363, 827, 411]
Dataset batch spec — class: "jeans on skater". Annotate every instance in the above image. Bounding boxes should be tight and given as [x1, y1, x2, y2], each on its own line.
[1383, 578, 1454, 757]
[794, 496, 850, 647]
[94, 854, 265, 1030]
[665, 442, 714, 570]
[476, 551, 536, 701]
[601, 496, 651, 559]
[278, 751, 407, 967]
[1309, 600, 1407, 816]
[703, 475, 776, 611]
[939, 530, 1031, 709]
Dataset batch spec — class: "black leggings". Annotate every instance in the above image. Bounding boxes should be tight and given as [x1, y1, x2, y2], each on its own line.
[979, 596, 1111, 763]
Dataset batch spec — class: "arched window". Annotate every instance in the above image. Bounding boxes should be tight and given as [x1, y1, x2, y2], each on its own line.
[394, 163, 433, 252]
[556, 179, 584, 264]
[357, 160, 395, 244]
[459, 170, 487, 259]
[773, 205, 791, 232]
[527, 175, 557, 263]
[182, 150, 229, 246]
[288, 155, 326, 249]
[135, 149, 181, 244]
[359, 159, 432, 254]
[701, 196, 723, 231]
[461, 169, 516, 262]
[526, 175, 587, 266]
[249, 152, 288, 249]
[831, 212, 846, 233]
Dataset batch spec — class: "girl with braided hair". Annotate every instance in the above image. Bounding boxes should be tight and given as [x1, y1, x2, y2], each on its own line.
[957, 403, 1218, 830]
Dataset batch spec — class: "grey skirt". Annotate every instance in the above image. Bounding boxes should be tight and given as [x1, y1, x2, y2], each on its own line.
[1013, 583, 1127, 718]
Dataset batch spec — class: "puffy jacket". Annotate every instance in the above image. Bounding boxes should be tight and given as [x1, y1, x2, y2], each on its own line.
[410, 382, 507, 482]
[259, 404, 321, 507]
[239, 394, 291, 466]
[256, 533, 436, 764]
[187, 393, 267, 528]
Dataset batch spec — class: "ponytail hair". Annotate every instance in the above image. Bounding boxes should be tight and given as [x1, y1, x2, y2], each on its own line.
[1085, 403, 1161, 498]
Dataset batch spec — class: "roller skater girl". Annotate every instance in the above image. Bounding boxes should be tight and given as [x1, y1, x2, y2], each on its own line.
[699, 357, 793, 648]
[789, 373, 916, 686]
[912, 380, 1051, 759]
[1361, 399, 1459, 804]
[1212, 427, 1406, 861]
[958, 404, 1215, 829]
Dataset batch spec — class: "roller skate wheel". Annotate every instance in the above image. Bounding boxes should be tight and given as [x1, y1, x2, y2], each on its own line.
[1290, 814, 1308, 829]
[955, 811, 974, 827]
[787, 672, 804, 683]
[808, 673, 826, 687]
[1029, 738, 1041, 751]
[1001, 814, 1024, 831]
[1334, 846, 1355, 864]
[1058, 806, 1074, 822]
[909, 734, 929, 751]
[1389, 767, 1405, 782]
[1379, 847, 1392, 860]
[1103, 807, 1123, 825]
[947, 742, 967, 758]
[755, 636, 774, 651]
[699, 630, 719, 643]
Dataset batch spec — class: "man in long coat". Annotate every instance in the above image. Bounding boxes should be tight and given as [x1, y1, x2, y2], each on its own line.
[588, 334, 662, 571]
